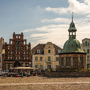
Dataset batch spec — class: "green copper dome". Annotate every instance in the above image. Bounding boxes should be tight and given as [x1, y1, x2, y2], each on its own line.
[61, 14, 84, 54]
[61, 38, 84, 53]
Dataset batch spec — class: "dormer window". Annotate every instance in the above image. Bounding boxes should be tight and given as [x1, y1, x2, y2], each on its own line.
[37, 50, 40, 53]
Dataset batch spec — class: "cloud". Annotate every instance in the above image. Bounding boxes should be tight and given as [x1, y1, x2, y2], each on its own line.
[45, 0, 90, 15]
[41, 18, 70, 23]
[22, 0, 90, 49]
[22, 29, 33, 32]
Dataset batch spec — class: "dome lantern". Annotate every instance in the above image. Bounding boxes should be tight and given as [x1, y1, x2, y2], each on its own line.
[68, 12, 77, 39]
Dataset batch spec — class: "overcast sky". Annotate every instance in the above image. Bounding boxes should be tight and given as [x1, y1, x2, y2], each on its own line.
[0, 0, 90, 48]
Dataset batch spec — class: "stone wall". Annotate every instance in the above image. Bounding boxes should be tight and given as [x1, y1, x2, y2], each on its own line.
[44, 71, 90, 77]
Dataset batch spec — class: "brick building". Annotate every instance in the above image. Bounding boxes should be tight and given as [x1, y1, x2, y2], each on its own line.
[3, 32, 32, 70]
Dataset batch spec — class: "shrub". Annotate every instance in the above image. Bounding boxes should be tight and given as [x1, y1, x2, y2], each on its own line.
[47, 69, 50, 72]
[87, 68, 90, 71]
[74, 68, 78, 72]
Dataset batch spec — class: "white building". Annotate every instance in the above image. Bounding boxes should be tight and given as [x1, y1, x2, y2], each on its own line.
[82, 38, 90, 69]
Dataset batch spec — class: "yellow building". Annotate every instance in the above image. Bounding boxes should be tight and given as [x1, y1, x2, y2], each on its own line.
[32, 42, 62, 71]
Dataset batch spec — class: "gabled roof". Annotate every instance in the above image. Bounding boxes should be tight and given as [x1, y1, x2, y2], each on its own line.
[32, 43, 62, 55]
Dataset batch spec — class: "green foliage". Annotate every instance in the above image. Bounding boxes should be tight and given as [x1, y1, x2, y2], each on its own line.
[87, 68, 90, 71]
[74, 68, 78, 72]
[47, 69, 50, 72]
[81, 68, 84, 72]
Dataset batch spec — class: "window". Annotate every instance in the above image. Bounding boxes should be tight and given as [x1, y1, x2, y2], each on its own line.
[19, 46, 20, 49]
[56, 65, 59, 69]
[10, 56, 12, 59]
[56, 57, 59, 61]
[16, 57, 17, 59]
[24, 46, 25, 49]
[83, 43, 84, 46]
[58, 50, 61, 53]
[16, 51, 17, 54]
[10, 51, 12, 54]
[40, 57, 43, 61]
[11, 41, 12, 44]
[83, 49, 85, 52]
[87, 49, 89, 53]
[26, 46, 28, 50]
[70, 32, 72, 35]
[25, 63, 29, 67]
[85, 41, 87, 46]
[35, 57, 38, 61]
[26, 51, 28, 54]
[40, 65, 43, 69]
[24, 56, 25, 60]
[37, 50, 40, 53]
[88, 43, 89, 46]
[48, 50, 51, 53]
[26, 56, 28, 59]
[47, 65, 51, 69]
[80, 57, 83, 67]
[87, 56, 89, 61]
[8, 51, 9, 54]
[8, 56, 9, 59]
[61, 57, 64, 66]
[19, 56, 20, 59]
[8, 46, 10, 50]
[19, 41, 20, 44]
[19, 51, 20, 54]
[24, 51, 25, 54]
[66, 57, 71, 66]
[16, 36, 18, 38]
[35, 65, 38, 68]
[19, 36, 20, 38]
[16, 41, 18, 45]
[16, 46, 18, 49]
[48, 57, 51, 61]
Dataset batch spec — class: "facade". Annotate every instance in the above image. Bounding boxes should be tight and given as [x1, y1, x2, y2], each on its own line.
[32, 42, 62, 71]
[59, 15, 86, 70]
[3, 32, 32, 70]
[0, 37, 5, 69]
[82, 38, 90, 68]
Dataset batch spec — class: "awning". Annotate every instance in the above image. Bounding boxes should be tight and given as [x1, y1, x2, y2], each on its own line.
[10, 67, 38, 70]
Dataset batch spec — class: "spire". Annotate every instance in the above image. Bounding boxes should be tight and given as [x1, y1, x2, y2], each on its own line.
[72, 12, 73, 22]
[68, 12, 77, 31]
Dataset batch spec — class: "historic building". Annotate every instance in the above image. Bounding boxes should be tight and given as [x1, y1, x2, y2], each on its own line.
[32, 42, 62, 71]
[59, 14, 86, 69]
[3, 32, 32, 70]
[82, 38, 90, 68]
[0, 37, 5, 69]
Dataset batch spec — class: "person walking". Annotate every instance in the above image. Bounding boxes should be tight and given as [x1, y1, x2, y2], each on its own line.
[21, 70, 23, 77]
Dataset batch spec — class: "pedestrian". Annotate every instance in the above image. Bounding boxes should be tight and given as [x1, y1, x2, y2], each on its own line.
[21, 70, 23, 77]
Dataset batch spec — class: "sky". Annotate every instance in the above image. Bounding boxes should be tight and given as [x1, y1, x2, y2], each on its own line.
[0, 0, 90, 49]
